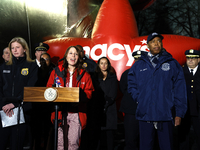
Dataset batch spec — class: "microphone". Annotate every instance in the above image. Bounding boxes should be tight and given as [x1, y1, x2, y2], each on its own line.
[58, 57, 65, 62]
[52, 57, 65, 87]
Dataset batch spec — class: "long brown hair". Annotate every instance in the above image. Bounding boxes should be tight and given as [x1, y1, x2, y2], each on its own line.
[7, 37, 33, 65]
[95, 56, 115, 78]
[63, 46, 84, 78]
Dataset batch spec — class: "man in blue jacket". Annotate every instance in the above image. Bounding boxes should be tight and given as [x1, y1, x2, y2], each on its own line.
[128, 32, 187, 150]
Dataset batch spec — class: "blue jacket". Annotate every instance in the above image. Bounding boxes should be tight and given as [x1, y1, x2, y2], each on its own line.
[128, 51, 187, 121]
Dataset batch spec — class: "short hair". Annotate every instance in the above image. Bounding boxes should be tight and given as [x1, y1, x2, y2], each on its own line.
[41, 52, 51, 59]
[3, 47, 9, 54]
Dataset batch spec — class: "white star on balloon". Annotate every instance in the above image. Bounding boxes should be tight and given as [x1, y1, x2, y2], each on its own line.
[141, 39, 147, 44]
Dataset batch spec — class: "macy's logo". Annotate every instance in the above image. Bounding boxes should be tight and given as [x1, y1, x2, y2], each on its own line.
[83, 41, 149, 66]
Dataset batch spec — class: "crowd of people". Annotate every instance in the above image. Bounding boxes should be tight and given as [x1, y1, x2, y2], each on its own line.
[0, 32, 200, 150]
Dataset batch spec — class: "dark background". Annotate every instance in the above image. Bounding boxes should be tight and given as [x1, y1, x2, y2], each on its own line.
[0, 0, 199, 63]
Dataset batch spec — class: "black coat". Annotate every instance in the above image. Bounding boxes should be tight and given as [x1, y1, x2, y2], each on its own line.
[0, 56, 38, 121]
[119, 69, 137, 114]
[35, 62, 55, 87]
[183, 64, 200, 116]
[89, 72, 118, 130]
[83, 56, 97, 75]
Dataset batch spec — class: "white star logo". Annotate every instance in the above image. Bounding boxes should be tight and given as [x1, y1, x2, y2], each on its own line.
[141, 39, 147, 45]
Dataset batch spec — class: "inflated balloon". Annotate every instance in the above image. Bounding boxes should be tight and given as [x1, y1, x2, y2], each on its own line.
[45, 0, 200, 80]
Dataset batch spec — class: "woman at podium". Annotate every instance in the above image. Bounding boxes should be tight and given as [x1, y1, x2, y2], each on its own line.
[0, 37, 38, 150]
[47, 45, 94, 150]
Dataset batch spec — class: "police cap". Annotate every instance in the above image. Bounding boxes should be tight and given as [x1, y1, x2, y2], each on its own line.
[132, 50, 145, 59]
[35, 42, 49, 51]
[185, 49, 200, 58]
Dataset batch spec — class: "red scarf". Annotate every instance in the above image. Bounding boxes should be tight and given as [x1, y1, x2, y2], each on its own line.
[65, 69, 78, 87]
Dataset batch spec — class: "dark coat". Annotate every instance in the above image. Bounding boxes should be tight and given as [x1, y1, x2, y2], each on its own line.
[119, 69, 137, 114]
[90, 72, 118, 130]
[128, 51, 187, 121]
[35, 62, 55, 87]
[183, 64, 200, 116]
[0, 56, 38, 121]
[83, 56, 97, 75]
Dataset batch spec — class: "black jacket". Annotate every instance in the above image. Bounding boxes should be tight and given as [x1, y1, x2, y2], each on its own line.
[119, 69, 137, 115]
[0, 56, 38, 120]
[183, 64, 200, 116]
[83, 56, 97, 75]
[90, 72, 118, 130]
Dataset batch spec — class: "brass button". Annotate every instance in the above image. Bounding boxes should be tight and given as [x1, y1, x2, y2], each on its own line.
[191, 91, 193, 93]
[191, 80, 194, 82]
[191, 86, 193, 88]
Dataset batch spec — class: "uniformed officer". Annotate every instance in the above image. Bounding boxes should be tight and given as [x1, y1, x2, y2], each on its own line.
[35, 42, 49, 67]
[119, 50, 147, 150]
[2, 47, 10, 63]
[179, 49, 200, 150]
[76, 45, 97, 75]
[76, 45, 97, 150]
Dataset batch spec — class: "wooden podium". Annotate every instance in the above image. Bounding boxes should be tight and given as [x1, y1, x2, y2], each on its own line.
[24, 87, 79, 150]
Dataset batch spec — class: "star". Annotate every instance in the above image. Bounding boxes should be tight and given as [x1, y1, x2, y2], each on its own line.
[141, 39, 147, 45]
[45, 0, 200, 80]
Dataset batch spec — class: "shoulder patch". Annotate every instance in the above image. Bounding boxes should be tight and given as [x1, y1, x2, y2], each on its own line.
[82, 62, 87, 68]
[161, 63, 170, 71]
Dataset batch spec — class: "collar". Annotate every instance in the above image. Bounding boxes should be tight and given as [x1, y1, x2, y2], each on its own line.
[148, 52, 159, 59]
[36, 59, 41, 67]
[188, 65, 198, 75]
[13, 55, 26, 64]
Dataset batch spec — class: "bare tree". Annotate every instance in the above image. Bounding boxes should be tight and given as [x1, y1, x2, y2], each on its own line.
[135, 0, 200, 38]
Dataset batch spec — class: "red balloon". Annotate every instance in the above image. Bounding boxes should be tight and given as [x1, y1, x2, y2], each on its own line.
[45, 0, 200, 80]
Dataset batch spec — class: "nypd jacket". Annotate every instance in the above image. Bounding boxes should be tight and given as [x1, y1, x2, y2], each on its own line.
[128, 51, 187, 121]
[0, 56, 38, 119]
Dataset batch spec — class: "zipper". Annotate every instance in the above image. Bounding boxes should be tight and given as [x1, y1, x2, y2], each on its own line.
[12, 75, 15, 96]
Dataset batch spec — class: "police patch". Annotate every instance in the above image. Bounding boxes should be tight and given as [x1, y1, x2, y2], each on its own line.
[161, 63, 170, 71]
[21, 68, 29, 76]
[82, 62, 87, 68]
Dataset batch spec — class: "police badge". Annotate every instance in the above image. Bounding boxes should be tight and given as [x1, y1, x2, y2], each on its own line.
[21, 68, 29, 76]
[82, 62, 87, 68]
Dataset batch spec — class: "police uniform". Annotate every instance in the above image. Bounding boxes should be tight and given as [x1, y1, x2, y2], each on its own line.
[119, 50, 147, 150]
[0, 55, 38, 150]
[34, 42, 49, 67]
[82, 56, 97, 75]
[179, 49, 200, 150]
[32, 42, 51, 150]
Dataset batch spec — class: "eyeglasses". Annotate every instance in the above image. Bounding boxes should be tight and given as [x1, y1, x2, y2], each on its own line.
[41, 57, 50, 61]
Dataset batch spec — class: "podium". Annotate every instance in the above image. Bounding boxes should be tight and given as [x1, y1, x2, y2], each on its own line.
[24, 87, 79, 150]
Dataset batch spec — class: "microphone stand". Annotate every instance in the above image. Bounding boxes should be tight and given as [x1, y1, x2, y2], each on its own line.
[16, 102, 21, 150]
[53, 57, 64, 150]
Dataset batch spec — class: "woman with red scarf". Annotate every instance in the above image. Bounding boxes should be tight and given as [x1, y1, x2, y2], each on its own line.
[46, 46, 94, 150]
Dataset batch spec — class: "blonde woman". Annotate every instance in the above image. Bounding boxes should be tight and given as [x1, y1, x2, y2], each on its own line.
[0, 37, 38, 150]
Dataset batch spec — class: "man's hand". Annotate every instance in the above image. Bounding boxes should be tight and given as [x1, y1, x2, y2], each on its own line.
[175, 116, 181, 126]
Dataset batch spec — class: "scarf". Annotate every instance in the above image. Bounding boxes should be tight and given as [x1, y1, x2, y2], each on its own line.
[65, 69, 78, 87]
